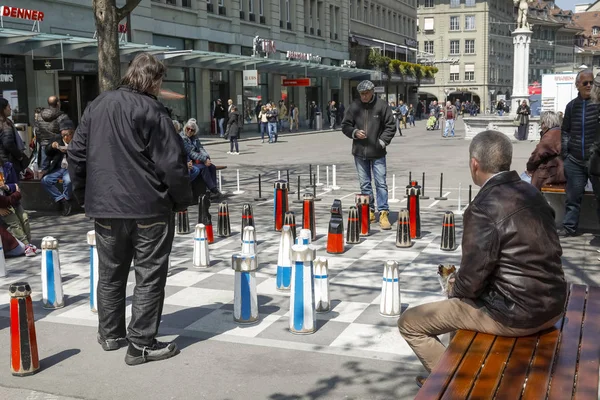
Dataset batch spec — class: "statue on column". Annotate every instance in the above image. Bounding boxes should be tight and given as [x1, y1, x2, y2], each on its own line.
[514, 0, 534, 30]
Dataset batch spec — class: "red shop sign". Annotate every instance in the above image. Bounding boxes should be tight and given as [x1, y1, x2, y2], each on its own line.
[1, 6, 44, 21]
[282, 78, 311, 87]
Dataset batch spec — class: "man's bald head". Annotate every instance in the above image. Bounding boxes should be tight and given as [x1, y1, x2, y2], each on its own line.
[48, 96, 59, 108]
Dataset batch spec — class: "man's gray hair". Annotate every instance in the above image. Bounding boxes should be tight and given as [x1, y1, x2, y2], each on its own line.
[469, 130, 513, 173]
[576, 69, 593, 84]
[539, 111, 561, 129]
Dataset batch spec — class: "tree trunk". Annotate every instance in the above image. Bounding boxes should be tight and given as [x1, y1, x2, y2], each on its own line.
[93, 0, 142, 93]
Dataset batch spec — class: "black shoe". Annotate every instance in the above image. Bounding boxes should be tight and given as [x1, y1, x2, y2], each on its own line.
[416, 375, 427, 388]
[97, 333, 127, 351]
[60, 199, 72, 216]
[557, 228, 577, 237]
[210, 189, 223, 201]
[125, 340, 179, 366]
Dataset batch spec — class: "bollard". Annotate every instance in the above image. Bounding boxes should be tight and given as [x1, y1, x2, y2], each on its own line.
[440, 211, 457, 251]
[232, 254, 259, 324]
[380, 260, 401, 317]
[193, 224, 210, 268]
[254, 174, 267, 201]
[176, 209, 191, 234]
[326, 199, 344, 254]
[287, 169, 295, 195]
[457, 183, 462, 213]
[312, 173, 321, 201]
[308, 164, 313, 187]
[355, 194, 370, 236]
[302, 193, 317, 241]
[198, 194, 214, 244]
[389, 174, 400, 203]
[9, 282, 39, 376]
[346, 206, 360, 244]
[276, 225, 294, 291]
[420, 172, 430, 200]
[278, 170, 281, 181]
[326, 166, 330, 189]
[406, 181, 422, 239]
[314, 257, 330, 313]
[315, 165, 324, 187]
[218, 170, 226, 195]
[232, 169, 245, 195]
[289, 244, 317, 334]
[41, 236, 64, 309]
[217, 201, 231, 237]
[87, 231, 99, 313]
[292, 175, 303, 204]
[241, 203, 255, 242]
[331, 165, 340, 190]
[395, 209, 413, 248]
[404, 171, 413, 198]
[434, 173, 448, 200]
[273, 180, 289, 231]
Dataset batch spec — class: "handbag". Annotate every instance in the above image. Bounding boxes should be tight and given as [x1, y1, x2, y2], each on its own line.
[513, 114, 521, 126]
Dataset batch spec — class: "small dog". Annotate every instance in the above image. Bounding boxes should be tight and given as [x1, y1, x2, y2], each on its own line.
[437, 264, 457, 296]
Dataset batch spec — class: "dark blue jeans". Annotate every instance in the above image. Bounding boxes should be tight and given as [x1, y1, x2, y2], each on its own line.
[95, 215, 174, 346]
[354, 156, 389, 211]
[563, 156, 600, 233]
[198, 163, 217, 190]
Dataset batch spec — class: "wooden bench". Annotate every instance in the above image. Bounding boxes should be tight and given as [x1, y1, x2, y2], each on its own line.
[541, 184, 598, 233]
[415, 283, 600, 399]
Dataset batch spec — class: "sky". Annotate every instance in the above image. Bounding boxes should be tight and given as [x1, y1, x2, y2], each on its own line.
[554, 0, 584, 11]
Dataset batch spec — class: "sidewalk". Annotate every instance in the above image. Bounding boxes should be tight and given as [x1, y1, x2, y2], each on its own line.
[199, 124, 338, 146]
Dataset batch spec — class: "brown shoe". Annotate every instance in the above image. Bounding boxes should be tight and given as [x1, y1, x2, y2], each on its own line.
[416, 375, 427, 388]
[370, 209, 375, 223]
[379, 210, 392, 230]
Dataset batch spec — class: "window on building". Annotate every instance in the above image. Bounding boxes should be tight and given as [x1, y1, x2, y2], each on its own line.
[465, 0, 475, 6]
[465, 15, 475, 30]
[465, 39, 475, 54]
[424, 0, 434, 8]
[450, 16, 460, 31]
[450, 40, 460, 55]
[166, 0, 176, 4]
[450, 73, 459, 81]
[450, 0, 460, 7]
[249, 0, 254, 14]
[286, 0, 291, 22]
[259, 0, 264, 15]
[593, 26, 600, 35]
[465, 64, 475, 81]
[424, 17, 434, 31]
[424, 40, 434, 54]
[182, 0, 191, 6]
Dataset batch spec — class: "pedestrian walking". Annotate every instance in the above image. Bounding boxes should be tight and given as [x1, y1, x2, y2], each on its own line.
[408, 104, 415, 126]
[329, 101, 338, 129]
[515, 100, 531, 140]
[226, 105, 242, 155]
[213, 99, 227, 138]
[442, 101, 457, 138]
[68, 53, 192, 366]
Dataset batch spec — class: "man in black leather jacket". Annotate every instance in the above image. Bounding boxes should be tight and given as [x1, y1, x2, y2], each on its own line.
[399, 130, 566, 386]
[560, 69, 600, 236]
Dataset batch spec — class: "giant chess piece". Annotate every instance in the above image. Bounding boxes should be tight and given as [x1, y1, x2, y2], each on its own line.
[326, 199, 344, 254]
[241, 203, 255, 242]
[346, 206, 360, 244]
[217, 201, 231, 237]
[273, 180, 289, 231]
[380, 260, 401, 317]
[87, 231, 99, 313]
[41, 236, 64, 309]
[241, 226, 257, 257]
[276, 225, 294, 291]
[355, 194, 370, 236]
[9, 282, 39, 376]
[284, 211, 297, 241]
[395, 209, 413, 248]
[313, 257, 330, 313]
[296, 228, 312, 245]
[302, 193, 317, 241]
[176, 209, 191, 234]
[232, 254, 259, 324]
[290, 244, 317, 334]
[440, 211, 457, 251]
[0, 235, 6, 277]
[198, 194, 214, 244]
[193, 223, 210, 268]
[406, 181, 422, 239]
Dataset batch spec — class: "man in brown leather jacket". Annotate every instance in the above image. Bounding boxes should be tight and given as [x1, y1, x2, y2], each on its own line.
[398, 130, 567, 386]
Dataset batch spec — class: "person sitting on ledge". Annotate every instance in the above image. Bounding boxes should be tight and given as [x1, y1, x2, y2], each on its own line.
[0, 184, 37, 257]
[180, 118, 222, 200]
[42, 118, 74, 216]
[398, 130, 567, 388]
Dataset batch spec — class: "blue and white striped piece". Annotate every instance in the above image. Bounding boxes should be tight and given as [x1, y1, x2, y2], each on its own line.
[41, 236, 64, 309]
[313, 256, 330, 313]
[276, 226, 294, 291]
[232, 254, 259, 324]
[193, 224, 210, 268]
[87, 231, 99, 313]
[380, 260, 401, 317]
[289, 244, 317, 334]
[295, 228, 312, 245]
[241, 226, 257, 256]
[0, 235, 5, 278]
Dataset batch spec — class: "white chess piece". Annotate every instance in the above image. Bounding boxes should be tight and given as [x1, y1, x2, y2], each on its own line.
[289, 244, 317, 334]
[380, 260, 401, 317]
[193, 224, 210, 268]
[276, 225, 294, 291]
[314, 257, 330, 313]
[232, 254, 259, 324]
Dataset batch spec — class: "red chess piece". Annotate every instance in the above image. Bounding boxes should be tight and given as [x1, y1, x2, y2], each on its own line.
[9, 282, 39, 376]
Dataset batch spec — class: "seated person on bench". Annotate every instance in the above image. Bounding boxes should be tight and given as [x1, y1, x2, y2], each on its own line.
[525, 111, 566, 191]
[180, 118, 222, 200]
[398, 130, 567, 387]
[42, 118, 74, 216]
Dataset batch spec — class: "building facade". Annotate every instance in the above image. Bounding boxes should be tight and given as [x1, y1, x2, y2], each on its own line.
[573, 10, 600, 75]
[416, 0, 580, 113]
[1, 0, 375, 133]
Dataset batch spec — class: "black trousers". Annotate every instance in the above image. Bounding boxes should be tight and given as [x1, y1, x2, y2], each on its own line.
[95, 214, 174, 347]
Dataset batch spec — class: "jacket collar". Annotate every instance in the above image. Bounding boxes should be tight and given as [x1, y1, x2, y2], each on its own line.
[478, 170, 520, 195]
[118, 85, 158, 100]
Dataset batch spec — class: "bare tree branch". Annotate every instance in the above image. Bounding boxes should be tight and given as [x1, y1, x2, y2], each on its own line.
[117, 0, 142, 20]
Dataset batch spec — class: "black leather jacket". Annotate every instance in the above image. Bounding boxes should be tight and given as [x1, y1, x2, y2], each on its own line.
[452, 171, 567, 329]
[561, 94, 600, 161]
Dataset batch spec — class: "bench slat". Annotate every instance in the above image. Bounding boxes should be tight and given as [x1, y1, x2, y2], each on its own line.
[548, 284, 588, 400]
[467, 336, 516, 399]
[574, 285, 600, 400]
[415, 330, 477, 400]
[493, 335, 538, 399]
[521, 322, 563, 399]
[441, 333, 496, 400]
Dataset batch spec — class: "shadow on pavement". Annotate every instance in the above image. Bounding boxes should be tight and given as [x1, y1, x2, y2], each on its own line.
[40, 348, 81, 371]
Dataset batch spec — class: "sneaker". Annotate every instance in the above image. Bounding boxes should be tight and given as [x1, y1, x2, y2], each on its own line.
[24, 244, 38, 257]
[234, 152, 240, 155]
[227, 151, 232, 154]
[60, 199, 72, 216]
[97, 333, 127, 351]
[124, 340, 178, 366]
[369, 209, 375, 223]
[379, 210, 392, 230]
[210, 189, 223, 201]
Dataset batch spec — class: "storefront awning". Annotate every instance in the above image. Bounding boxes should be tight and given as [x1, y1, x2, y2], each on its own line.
[350, 35, 417, 55]
[0, 27, 378, 80]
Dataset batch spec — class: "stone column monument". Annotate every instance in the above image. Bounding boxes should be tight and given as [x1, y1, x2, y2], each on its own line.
[511, 0, 534, 115]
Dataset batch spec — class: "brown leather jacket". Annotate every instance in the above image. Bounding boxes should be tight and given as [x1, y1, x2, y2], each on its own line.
[452, 171, 566, 329]
[526, 127, 566, 190]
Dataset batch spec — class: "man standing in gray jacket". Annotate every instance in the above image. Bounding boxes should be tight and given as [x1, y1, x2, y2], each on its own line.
[341, 80, 396, 230]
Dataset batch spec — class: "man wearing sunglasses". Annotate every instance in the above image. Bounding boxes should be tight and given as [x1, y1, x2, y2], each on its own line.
[559, 69, 600, 237]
